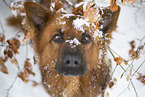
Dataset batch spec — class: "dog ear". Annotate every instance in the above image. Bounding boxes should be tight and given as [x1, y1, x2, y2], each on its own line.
[24, 2, 51, 30]
[99, 6, 120, 33]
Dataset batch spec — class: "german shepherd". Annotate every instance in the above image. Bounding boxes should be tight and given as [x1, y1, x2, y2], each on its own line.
[23, 1, 120, 97]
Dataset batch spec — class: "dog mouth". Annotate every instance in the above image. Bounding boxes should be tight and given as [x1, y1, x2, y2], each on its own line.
[62, 67, 86, 76]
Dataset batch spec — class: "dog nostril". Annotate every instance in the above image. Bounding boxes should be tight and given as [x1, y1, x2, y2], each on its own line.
[74, 61, 78, 65]
[63, 55, 81, 67]
[66, 60, 70, 64]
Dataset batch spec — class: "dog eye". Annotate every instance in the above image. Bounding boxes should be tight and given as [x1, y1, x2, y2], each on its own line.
[52, 34, 63, 42]
[82, 34, 91, 43]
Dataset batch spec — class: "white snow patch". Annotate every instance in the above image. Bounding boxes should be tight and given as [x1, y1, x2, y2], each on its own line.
[61, 14, 75, 18]
[60, 21, 66, 25]
[65, 38, 81, 48]
[75, 2, 84, 8]
[93, 30, 103, 39]
[73, 18, 90, 32]
[60, 8, 68, 13]
[65, 0, 73, 6]
[83, 1, 90, 11]
[11, 1, 26, 17]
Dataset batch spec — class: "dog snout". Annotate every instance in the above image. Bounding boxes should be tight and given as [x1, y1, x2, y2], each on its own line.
[63, 55, 81, 67]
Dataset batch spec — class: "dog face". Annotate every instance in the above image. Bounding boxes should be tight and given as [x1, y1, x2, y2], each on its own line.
[24, 2, 103, 76]
[24, 1, 120, 96]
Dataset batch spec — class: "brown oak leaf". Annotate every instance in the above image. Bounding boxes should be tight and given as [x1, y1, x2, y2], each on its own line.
[114, 57, 123, 65]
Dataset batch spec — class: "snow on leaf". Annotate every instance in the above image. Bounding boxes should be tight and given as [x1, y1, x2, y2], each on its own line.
[7, 39, 19, 54]
[73, 18, 90, 32]
[22, 31, 32, 44]
[24, 58, 35, 76]
[18, 70, 29, 83]
[65, 0, 73, 6]
[10, 1, 26, 17]
[83, 1, 101, 23]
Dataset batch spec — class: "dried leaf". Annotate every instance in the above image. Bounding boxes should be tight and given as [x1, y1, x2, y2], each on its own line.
[22, 32, 32, 44]
[110, 0, 118, 12]
[113, 77, 117, 82]
[33, 56, 37, 64]
[121, 0, 137, 5]
[18, 71, 29, 82]
[24, 58, 35, 76]
[9, 58, 18, 65]
[106, 92, 109, 97]
[129, 49, 140, 59]
[0, 34, 5, 43]
[55, 0, 62, 11]
[124, 60, 128, 65]
[114, 57, 123, 65]
[130, 40, 135, 49]
[126, 70, 132, 81]
[1, 64, 8, 74]
[32, 81, 41, 87]
[109, 81, 114, 88]
[7, 39, 19, 54]
[137, 74, 145, 84]
[83, 2, 102, 23]
[73, 5, 84, 16]
[11, 1, 25, 17]
[0, 57, 5, 65]
[8, 50, 13, 58]
[13, 38, 20, 49]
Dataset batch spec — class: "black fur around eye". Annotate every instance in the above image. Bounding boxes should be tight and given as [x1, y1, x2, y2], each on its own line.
[82, 34, 91, 44]
[52, 34, 63, 42]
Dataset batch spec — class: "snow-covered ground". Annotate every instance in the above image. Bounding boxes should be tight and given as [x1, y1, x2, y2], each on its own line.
[0, 0, 145, 97]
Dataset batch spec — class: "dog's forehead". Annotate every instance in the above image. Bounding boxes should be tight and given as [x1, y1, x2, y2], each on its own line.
[45, 13, 103, 41]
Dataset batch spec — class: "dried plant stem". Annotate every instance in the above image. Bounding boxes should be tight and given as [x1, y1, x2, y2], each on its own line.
[6, 74, 18, 97]
[132, 60, 145, 76]
[130, 80, 138, 97]
[3, 0, 11, 9]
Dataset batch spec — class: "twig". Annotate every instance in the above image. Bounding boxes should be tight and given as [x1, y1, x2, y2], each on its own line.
[108, 46, 126, 72]
[26, 43, 29, 58]
[0, 19, 5, 34]
[120, 60, 135, 78]
[132, 60, 145, 77]
[5, 74, 18, 97]
[108, 46, 122, 57]
[130, 80, 138, 97]
[3, 0, 11, 9]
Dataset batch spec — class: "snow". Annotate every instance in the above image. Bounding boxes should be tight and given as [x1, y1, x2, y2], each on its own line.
[65, 38, 81, 48]
[61, 13, 75, 18]
[11, 1, 26, 17]
[75, 2, 84, 8]
[73, 18, 90, 32]
[0, 0, 145, 97]
[65, 0, 73, 6]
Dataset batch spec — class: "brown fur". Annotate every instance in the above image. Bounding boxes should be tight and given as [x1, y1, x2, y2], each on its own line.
[23, 1, 120, 97]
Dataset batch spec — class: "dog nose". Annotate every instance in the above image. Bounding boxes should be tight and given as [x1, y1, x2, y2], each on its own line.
[63, 55, 81, 67]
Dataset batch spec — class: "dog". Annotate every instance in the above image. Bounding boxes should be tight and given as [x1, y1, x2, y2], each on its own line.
[22, 1, 120, 97]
